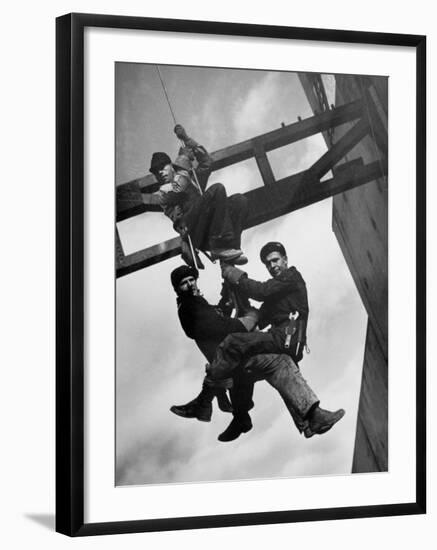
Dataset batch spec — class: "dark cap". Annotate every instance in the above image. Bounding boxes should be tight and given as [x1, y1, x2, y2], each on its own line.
[260, 241, 287, 263]
[149, 152, 171, 175]
[170, 265, 199, 290]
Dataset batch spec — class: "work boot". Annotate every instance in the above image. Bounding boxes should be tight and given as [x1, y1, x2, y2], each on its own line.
[304, 406, 345, 438]
[216, 390, 233, 413]
[218, 413, 253, 442]
[170, 382, 215, 422]
[170, 398, 212, 422]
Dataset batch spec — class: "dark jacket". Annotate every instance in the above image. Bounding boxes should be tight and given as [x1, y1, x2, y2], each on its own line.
[237, 266, 309, 343]
[177, 294, 246, 362]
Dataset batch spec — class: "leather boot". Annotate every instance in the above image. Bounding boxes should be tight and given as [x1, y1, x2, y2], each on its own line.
[170, 383, 215, 422]
[218, 413, 253, 442]
[304, 406, 345, 438]
[215, 389, 233, 413]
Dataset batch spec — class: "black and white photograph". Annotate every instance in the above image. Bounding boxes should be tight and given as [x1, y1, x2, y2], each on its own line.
[115, 64, 388, 486]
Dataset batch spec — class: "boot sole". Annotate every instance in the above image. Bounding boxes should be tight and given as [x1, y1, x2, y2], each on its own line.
[218, 423, 252, 442]
[304, 409, 345, 439]
[170, 407, 212, 422]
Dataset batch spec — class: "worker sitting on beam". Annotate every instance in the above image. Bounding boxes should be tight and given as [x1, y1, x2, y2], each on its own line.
[149, 125, 248, 265]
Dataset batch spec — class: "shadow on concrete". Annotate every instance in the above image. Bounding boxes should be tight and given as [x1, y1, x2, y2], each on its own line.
[25, 513, 55, 531]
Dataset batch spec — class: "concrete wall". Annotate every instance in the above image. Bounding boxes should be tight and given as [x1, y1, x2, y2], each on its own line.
[298, 72, 388, 472]
[332, 74, 388, 472]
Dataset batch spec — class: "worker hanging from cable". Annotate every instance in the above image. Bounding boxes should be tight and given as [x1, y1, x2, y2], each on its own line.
[149, 67, 249, 267]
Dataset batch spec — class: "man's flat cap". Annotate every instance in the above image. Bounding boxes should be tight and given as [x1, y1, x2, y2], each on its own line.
[149, 152, 171, 174]
[260, 241, 287, 263]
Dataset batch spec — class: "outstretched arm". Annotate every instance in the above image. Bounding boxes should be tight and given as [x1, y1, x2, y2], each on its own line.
[174, 125, 212, 189]
[221, 264, 298, 302]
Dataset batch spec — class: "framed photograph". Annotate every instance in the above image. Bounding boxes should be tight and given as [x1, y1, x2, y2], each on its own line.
[56, 13, 426, 536]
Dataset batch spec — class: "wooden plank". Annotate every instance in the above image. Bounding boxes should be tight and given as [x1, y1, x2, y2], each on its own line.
[117, 159, 385, 277]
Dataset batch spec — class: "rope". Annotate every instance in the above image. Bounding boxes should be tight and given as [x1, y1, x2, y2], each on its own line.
[155, 64, 201, 271]
[187, 234, 199, 271]
[156, 65, 203, 196]
[155, 65, 178, 126]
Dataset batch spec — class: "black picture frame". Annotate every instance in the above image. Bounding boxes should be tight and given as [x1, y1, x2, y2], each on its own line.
[56, 12, 426, 537]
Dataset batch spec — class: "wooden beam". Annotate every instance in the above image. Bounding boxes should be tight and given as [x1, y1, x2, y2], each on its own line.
[117, 158, 386, 277]
[117, 237, 181, 278]
[254, 140, 276, 186]
[141, 193, 162, 212]
[210, 99, 363, 172]
[116, 180, 146, 222]
[298, 73, 334, 148]
[307, 118, 370, 180]
[137, 116, 370, 216]
[116, 98, 364, 201]
[115, 227, 125, 271]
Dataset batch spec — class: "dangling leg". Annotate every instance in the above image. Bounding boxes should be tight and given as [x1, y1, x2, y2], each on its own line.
[218, 370, 255, 442]
[170, 380, 215, 422]
[244, 354, 345, 436]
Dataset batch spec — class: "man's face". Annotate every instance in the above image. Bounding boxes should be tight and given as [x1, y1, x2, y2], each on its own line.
[158, 163, 175, 184]
[177, 275, 200, 297]
[264, 251, 288, 278]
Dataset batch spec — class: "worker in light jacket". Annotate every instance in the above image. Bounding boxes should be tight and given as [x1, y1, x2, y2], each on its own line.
[149, 125, 248, 265]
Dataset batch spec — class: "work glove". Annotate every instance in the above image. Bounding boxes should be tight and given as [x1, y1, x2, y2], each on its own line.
[177, 146, 195, 161]
[174, 124, 189, 141]
[173, 219, 189, 238]
[221, 264, 246, 285]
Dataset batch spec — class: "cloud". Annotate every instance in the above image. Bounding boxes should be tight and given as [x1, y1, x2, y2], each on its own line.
[115, 65, 369, 486]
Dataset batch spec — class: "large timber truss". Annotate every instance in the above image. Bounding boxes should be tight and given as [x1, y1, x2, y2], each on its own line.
[116, 86, 387, 278]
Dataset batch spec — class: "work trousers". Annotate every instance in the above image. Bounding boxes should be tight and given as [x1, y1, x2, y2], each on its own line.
[207, 332, 319, 432]
[198, 334, 255, 422]
[185, 183, 248, 251]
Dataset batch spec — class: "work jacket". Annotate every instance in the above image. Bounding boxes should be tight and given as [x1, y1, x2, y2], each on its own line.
[237, 266, 309, 345]
[177, 293, 245, 362]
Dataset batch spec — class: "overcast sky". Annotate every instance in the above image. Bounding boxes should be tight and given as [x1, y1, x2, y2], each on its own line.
[115, 64, 367, 486]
